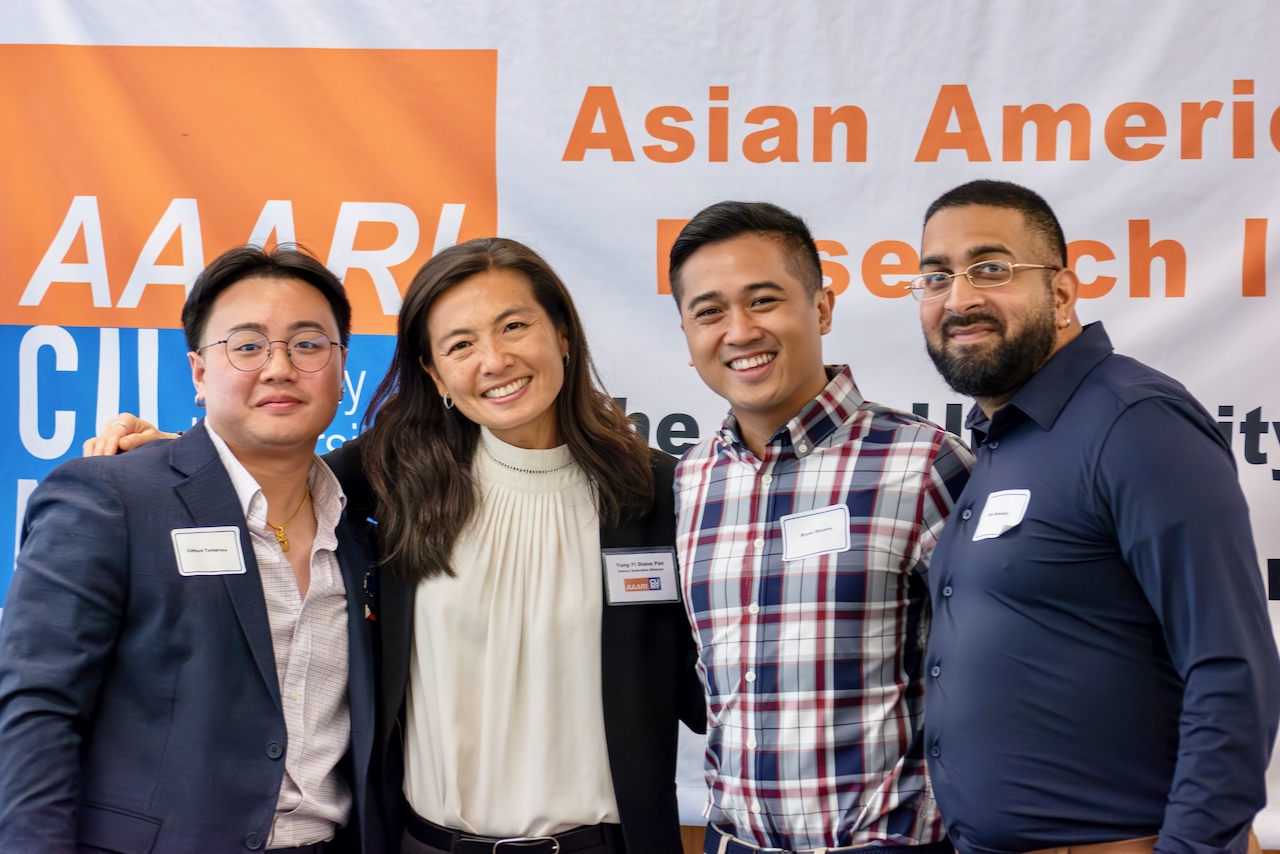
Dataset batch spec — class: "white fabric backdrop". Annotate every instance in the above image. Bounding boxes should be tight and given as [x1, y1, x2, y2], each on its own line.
[2, 0, 1278, 836]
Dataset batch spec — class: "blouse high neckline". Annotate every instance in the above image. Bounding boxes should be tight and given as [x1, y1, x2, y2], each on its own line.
[477, 426, 583, 494]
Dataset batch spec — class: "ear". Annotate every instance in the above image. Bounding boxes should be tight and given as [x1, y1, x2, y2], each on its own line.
[189, 351, 206, 402]
[557, 324, 571, 361]
[420, 356, 450, 399]
[678, 317, 696, 365]
[1053, 267, 1081, 329]
[815, 286, 836, 335]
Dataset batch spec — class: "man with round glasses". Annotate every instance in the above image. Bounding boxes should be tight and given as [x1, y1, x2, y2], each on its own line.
[0, 246, 382, 853]
[914, 180, 1278, 854]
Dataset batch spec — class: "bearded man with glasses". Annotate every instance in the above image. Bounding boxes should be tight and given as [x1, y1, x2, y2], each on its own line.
[913, 180, 1278, 854]
[0, 246, 382, 854]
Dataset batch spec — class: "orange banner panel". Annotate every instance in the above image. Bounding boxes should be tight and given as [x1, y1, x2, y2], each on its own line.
[0, 45, 497, 334]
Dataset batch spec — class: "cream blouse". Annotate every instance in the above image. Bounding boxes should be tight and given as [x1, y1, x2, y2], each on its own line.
[402, 426, 619, 835]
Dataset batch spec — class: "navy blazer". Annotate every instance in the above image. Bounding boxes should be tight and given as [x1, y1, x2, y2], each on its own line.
[0, 423, 381, 854]
[324, 439, 705, 854]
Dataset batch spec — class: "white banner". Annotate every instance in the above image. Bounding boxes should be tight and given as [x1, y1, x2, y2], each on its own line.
[3, 0, 1279, 834]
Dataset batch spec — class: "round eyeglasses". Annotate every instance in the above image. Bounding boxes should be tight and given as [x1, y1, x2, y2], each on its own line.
[906, 260, 1061, 301]
[196, 329, 345, 372]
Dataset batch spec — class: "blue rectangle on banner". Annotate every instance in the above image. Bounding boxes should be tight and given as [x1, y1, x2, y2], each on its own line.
[0, 324, 395, 604]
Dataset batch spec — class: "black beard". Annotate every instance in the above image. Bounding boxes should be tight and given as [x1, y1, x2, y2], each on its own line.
[925, 302, 1057, 400]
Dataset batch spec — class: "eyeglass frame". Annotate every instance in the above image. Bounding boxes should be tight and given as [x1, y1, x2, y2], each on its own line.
[906, 260, 1062, 302]
[194, 329, 347, 373]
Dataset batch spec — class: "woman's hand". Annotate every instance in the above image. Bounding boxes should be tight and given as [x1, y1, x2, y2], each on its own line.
[83, 414, 179, 457]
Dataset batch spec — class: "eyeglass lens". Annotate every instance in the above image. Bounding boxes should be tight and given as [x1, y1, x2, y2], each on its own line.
[224, 330, 335, 372]
[911, 260, 1015, 301]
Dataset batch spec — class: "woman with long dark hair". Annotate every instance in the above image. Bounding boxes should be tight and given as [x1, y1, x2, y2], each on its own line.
[337, 237, 703, 853]
[88, 237, 704, 853]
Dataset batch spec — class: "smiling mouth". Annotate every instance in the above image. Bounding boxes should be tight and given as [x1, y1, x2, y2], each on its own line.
[482, 377, 531, 399]
[947, 324, 994, 338]
[942, 313, 1004, 340]
[728, 353, 776, 371]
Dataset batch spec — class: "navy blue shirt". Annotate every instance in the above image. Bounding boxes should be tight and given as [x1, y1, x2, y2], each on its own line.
[925, 322, 1279, 854]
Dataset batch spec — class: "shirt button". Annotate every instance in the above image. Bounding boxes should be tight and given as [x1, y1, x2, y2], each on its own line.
[798, 444, 808, 454]
[931, 745, 941, 758]
[931, 665, 941, 677]
[745, 670, 756, 683]
[754, 538, 765, 549]
[748, 603, 760, 615]
[761, 474, 773, 486]
[747, 737, 758, 749]
[751, 803, 762, 815]
[245, 832, 263, 850]
[266, 741, 283, 760]
[989, 441, 999, 450]
[961, 509, 972, 520]
[942, 585, 953, 597]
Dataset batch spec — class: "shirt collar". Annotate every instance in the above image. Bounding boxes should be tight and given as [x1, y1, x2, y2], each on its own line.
[965, 321, 1114, 441]
[204, 422, 347, 549]
[718, 365, 864, 459]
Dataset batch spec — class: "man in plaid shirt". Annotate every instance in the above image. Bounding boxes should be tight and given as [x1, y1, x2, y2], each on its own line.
[668, 201, 973, 854]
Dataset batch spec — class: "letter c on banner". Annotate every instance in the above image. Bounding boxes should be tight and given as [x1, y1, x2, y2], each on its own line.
[19, 326, 78, 460]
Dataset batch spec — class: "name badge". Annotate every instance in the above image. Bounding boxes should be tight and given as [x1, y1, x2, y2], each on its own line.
[780, 504, 850, 562]
[601, 547, 681, 605]
[971, 489, 1031, 541]
[171, 526, 248, 576]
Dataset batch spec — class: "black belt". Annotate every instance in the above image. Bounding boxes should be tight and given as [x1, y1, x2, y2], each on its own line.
[406, 811, 617, 854]
[267, 845, 326, 854]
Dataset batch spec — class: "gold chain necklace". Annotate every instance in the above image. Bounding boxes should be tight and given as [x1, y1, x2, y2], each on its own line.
[265, 485, 310, 553]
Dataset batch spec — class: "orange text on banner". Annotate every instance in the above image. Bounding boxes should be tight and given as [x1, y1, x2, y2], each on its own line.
[0, 45, 497, 335]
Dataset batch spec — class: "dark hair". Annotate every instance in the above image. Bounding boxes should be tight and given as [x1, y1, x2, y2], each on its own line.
[668, 200, 823, 306]
[182, 244, 352, 352]
[923, 180, 1068, 267]
[361, 237, 654, 580]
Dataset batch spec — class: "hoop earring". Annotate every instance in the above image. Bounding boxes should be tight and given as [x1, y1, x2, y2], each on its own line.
[563, 353, 570, 367]
[195, 394, 206, 408]
[443, 393, 454, 410]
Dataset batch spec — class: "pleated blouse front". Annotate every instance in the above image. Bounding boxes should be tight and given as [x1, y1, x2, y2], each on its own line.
[403, 426, 618, 836]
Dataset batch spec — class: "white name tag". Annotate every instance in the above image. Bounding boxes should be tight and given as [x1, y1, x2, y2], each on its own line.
[780, 504, 851, 562]
[971, 489, 1032, 541]
[601, 547, 681, 605]
[171, 526, 248, 576]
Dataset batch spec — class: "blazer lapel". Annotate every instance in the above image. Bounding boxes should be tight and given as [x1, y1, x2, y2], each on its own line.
[336, 519, 376, 807]
[597, 513, 641, 727]
[379, 571, 416, 748]
[171, 423, 281, 709]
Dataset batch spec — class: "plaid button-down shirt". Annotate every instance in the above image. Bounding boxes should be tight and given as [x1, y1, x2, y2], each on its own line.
[676, 366, 973, 851]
